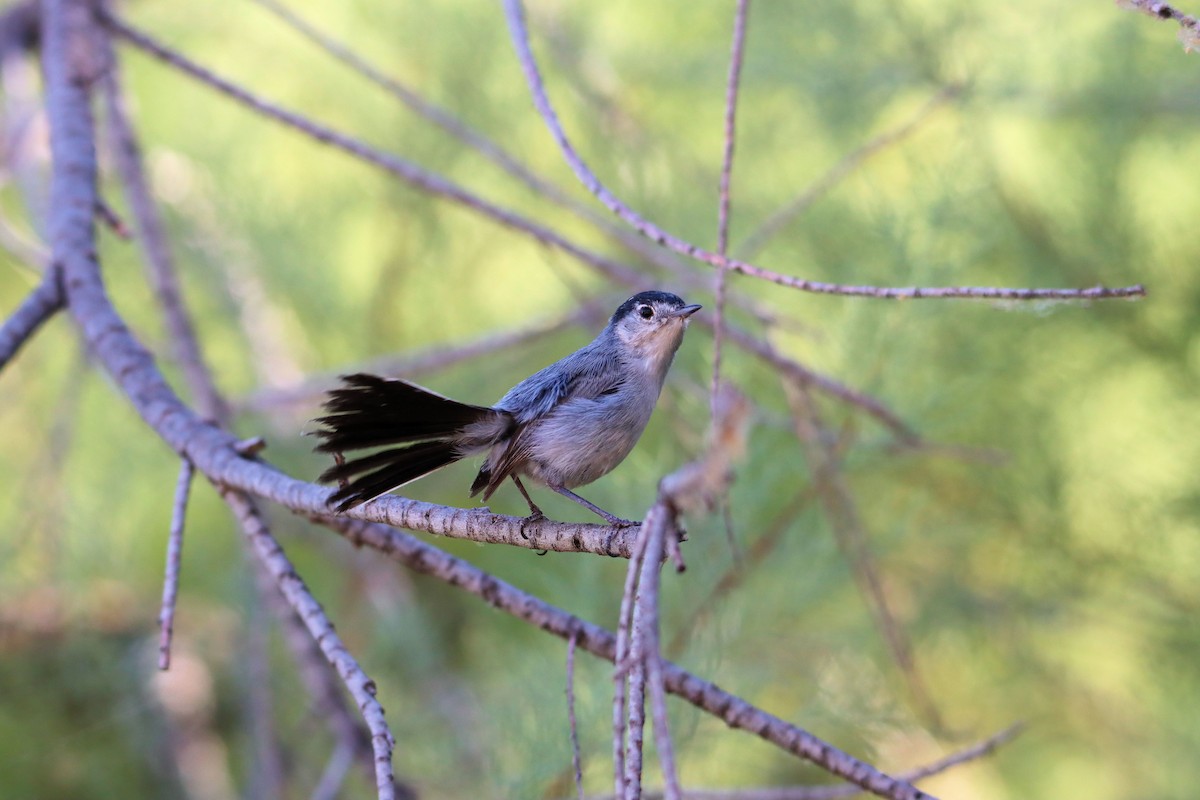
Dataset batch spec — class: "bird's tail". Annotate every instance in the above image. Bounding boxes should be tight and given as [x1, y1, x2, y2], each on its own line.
[314, 373, 513, 511]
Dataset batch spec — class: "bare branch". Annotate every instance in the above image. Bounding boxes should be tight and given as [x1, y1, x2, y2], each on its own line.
[784, 380, 941, 729]
[501, 0, 1143, 301]
[157, 458, 193, 670]
[100, 12, 919, 443]
[242, 0, 646, 262]
[224, 490, 397, 800]
[622, 565, 648, 800]
[711, 0, 750, 419]
[639, 508, 682, 800]
[321, 512, 933, 799]
[721, 324, 919, 442]
[100, 12, 651, 291]
[1118, 0, 1200, 52]
[100, 51, 229, 422]
[568, 633, 585, 800]
[668, 487, 815, 658]
[584, 724, 1021, 798]
[613, 508, 653, 798]
[238, 304, 601, 414]
[94, 197, 132, 238]
[0, 270, 62, 371]
[40, 3, 398, 795]
[736, 86, 962, 260]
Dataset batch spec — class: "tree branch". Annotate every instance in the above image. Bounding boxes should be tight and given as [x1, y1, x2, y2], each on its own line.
[501, 0, 1144, 301]
[1118, 1, 1200, 52]
[710, 0, 750, 417]
[735, 85, 962, 260]
[320, 510, 933, 800]
[157, 458, 193, 670]
[100, 12, 921, 442]
[40, 3, 398, 795]
[0, 270, 62, 371]
[223, 489, 397, 800]
[100, 54, 229, 421]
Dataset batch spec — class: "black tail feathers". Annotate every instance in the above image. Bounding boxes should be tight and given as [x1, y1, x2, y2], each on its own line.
[314, 373, 509, 511]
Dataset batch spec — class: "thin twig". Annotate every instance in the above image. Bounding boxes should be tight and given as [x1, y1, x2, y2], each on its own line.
[101, 12, 649, 290]
[40, 3, 399, 794]
[225, 490, 397, 800]
[157, 458, 194, 670]
[721, 324, 919, 442]
[245, 0, 676, 275]
[311, 737, 356, 800]
[585, 724, 1021, 798]
[784, 380, 941, 730]
[246, 0, 811, 337]
[0, 270, 62, 371]
[639, 508, 682, 800]
[102, 13, 916, 440]
[711, 0, 750, 419]
[667, 486, 815, 659]
[322, 512, 930, 800]
[102, 26, 395, 791]
[623, 556, 648, 800]
[568, 633, 585, 800]
[101, 51, 229, 422]
[1118, 0, 1200, 52]
[614, 513, 654, 798]
[501, 0, 1144, 301]
[238, 304, 601, 414]
[736, 86, 962, 260]
[243, 552, 288, 799]
[94, 197, 132, 238]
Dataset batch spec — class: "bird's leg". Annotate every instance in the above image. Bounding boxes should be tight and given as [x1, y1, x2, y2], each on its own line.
[510, 475, 545, 520]
[549, 484, 638, 527]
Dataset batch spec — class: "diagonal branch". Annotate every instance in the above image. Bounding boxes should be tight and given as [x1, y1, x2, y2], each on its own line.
[101, 56, 229, 421]
[587, 723, 1023, 799]
[100, 10, 649, 290]
[157, 458, 194, 670]
[100, 12, 917, 441]
[1118, 1, 1200, 52]
[736, 85, 962, 260]
[319, 512, 934, 800]
[0, 270, 62, 371]
[784, 380, 941, 729]
[245, 0, 712, 292]
[501, 0, 1144, 301]
[223, 490, 397, 800]
[40, 3, 397, 796]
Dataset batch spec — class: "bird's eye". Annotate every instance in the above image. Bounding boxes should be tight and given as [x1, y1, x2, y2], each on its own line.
[638, 305, 654, 319]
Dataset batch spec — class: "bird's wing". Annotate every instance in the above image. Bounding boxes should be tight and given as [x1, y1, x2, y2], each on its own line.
[494, 344, 622, 424]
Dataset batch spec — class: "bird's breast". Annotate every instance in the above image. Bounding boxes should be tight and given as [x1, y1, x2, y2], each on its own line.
[523, 389, 658, 488]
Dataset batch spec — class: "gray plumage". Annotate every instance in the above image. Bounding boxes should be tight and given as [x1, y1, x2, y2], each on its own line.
[315, 290, 700, 524]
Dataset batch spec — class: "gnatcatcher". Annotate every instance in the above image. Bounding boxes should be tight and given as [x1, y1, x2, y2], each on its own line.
[315, 290, 701, 525]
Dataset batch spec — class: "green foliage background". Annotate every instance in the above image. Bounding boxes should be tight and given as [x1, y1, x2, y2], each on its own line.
[1, 0, 1197, 797]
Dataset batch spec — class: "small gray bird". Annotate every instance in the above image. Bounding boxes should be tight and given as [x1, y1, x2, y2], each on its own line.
[315, 291, 701, 525]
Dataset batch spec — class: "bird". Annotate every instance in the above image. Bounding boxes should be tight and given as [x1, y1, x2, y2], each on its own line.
[314, 290, 701, 525]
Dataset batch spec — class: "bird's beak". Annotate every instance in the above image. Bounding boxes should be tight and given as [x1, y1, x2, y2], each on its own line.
[675, 304, 702, 318]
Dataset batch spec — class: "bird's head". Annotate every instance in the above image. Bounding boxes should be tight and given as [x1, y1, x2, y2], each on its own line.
[608, 290, 702, 372]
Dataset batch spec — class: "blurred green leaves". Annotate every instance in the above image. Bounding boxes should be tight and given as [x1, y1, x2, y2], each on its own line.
[1, 0, 1197, 797]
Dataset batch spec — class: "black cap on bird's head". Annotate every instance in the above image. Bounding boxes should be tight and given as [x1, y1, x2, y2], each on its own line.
[609, 291, 702, 326]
